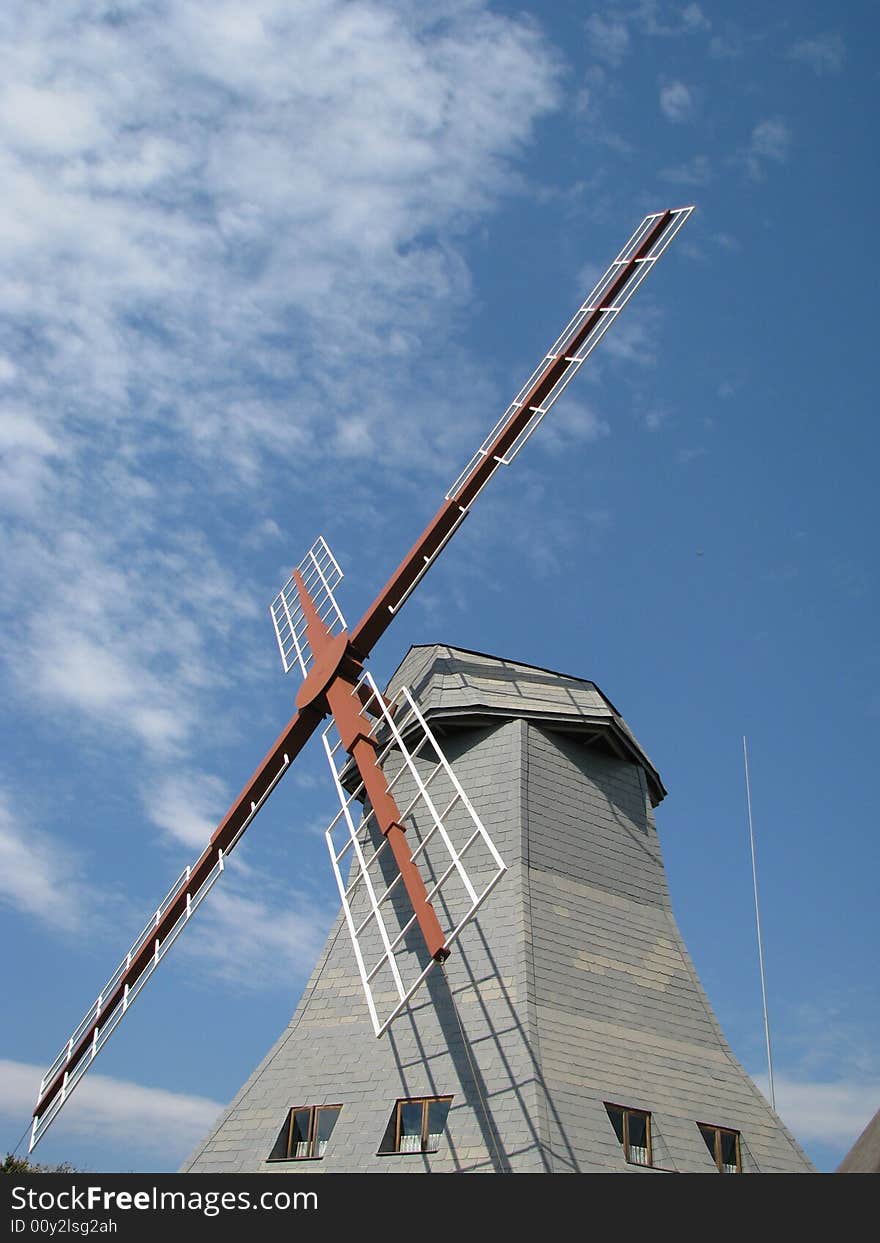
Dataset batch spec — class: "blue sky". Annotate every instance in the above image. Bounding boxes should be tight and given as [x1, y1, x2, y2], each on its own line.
[1, 1, 877, 1174]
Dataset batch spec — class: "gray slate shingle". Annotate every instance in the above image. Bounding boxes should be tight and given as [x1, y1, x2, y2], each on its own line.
[182, 645, 813, 1174]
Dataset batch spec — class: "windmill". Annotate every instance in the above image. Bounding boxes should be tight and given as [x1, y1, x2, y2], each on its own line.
[29, 206, 695, 1154]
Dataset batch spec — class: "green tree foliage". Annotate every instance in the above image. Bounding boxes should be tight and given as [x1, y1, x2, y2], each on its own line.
[2, 1152, 79, 1174]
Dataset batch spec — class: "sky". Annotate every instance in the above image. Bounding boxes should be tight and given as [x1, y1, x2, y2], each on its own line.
[0, 0, 877, 1175]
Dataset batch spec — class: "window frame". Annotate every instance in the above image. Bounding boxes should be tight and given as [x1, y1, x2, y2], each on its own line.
[604, 1102, 653, 1168]
[698, 1122, 742, 1173]
[269, 1104, 342, 1161]
[390, 1096, 453, 1155]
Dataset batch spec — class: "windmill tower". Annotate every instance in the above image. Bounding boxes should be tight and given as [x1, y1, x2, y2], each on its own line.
[29, 205, 811, 1173]
[181, 645, 814, 1173]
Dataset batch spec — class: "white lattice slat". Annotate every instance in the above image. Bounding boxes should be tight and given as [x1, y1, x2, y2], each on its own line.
[270, 536, 346, 676]
[322, 672, 507, 1036]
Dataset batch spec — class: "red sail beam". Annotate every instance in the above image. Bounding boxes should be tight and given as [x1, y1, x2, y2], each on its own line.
[325, 675, 450, 962]
[293, 569, 450, 961]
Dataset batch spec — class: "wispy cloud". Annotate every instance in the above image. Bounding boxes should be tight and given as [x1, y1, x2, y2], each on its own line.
[178, 859, 337, 991]
[676, 446, 706, 466]
[659, 80, 694, 123]
[681, 4, 710, 33]
[585, 14, 631, 67]
[644, 408, 668, 432]
[709, 26, 745, 60]
[573, 66, 634, 156]
[1, 523, 256, 756]
[143, 770, 230, 852]
[753, 1072, 880, 1149]
[0, 1059, 223, 1158]
[788, 32, 845, 76]
[782, 996, 880, 1084]
[660, 154, 712, 186]
[750, 118, 792, 162]
[0, 0, 560, 772]
[624, 1, 712, 39]
[0, 790, 90, 932]
[525, 397, 610, 458]
[742, 117, 792, 180]
[599, 305, 665, 369]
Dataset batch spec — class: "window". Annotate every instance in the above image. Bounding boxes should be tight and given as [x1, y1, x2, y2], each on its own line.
[699, 1123, 741, 1173]
[269, 1105, 341, 1161]
[380, 1097, 452, 1154]
[605, 1103, 652, 1167]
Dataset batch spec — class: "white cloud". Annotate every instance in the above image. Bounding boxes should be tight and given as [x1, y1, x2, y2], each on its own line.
[585, 14, 631, 67]
[751, 118, 791, 162]
[143, 770, 230, 851]
[681, 4, 710, 32]
[599, 305, 664, 369]
[660, 154, 711, 185]
[0, 1059, 223, 1157]
[788, 33, 845, 76]
[573, 65, 634, 155]
[243, 517, 283, 549]
[0, 409, 60, 456]
[0, 408, 68, 517]
[0, 790, 88, 932]
[659, 80, 694, 123]
[181, 874, 337, 991]
[709, 28, 744, 60]
[753, 1072, 880, 1150]
[743, 117, 791, 180]
[1, 523, 254, 755]
[627, 1, 711, 38]
[534, 398, 610, 455]
[0, 0, 560, 767]
[713, 232, 740, 252]
[1, 84, 106, 156]
[676, 446, 705, 466]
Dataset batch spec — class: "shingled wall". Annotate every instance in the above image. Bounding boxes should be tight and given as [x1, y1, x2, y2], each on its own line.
[182, 645, 813, 1173]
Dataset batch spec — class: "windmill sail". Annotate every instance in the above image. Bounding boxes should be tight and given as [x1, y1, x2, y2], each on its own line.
[270, 536, 347, 677]
[322, 672, 507, 1036]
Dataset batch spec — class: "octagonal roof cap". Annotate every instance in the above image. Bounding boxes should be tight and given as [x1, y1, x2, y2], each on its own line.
[386, 644, 666, 806]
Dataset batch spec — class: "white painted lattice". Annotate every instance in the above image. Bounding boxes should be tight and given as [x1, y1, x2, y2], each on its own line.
[270, 536, 347, 677]
[322, 672, 507, 1036]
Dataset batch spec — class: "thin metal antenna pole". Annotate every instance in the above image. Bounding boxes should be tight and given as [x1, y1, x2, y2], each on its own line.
[743, 735, 776, 1110]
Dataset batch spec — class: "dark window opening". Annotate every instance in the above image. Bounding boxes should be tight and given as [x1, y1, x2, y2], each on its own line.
[379, 1096, 452, 1154]
[699, 1123, 742, 1173]
[605, 1102, 652, 1167]
[269, 1104, 342, 1161]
